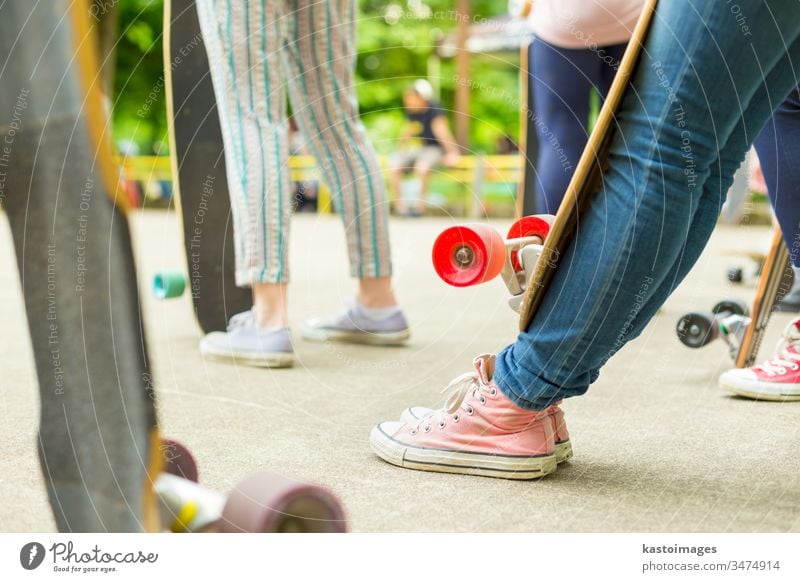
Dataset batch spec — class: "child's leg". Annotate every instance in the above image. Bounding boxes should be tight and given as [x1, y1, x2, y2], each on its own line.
[282, 0, 393, 291]
[283, 0, 408, 345]
[196, 0, 291, 295]
[754, 88, 800, 266]
[494, 0, 800, 410]
[529, 39, 606, 213]
[591, 70, 800, 357]
[195, 1, 294, 366]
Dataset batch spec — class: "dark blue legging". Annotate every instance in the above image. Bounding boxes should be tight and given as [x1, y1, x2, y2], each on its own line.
[753, 87, 800, 267]
[529, 37, 627, 214]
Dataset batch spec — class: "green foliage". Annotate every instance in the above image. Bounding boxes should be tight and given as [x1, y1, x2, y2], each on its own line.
[111, 0, 521, 154]
[112, 0, 167, 153]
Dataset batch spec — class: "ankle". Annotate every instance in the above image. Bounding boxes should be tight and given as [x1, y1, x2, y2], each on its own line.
[357, 294, 398, 309]
[357, 277, 398, 309]
[253, 309, 288, 328]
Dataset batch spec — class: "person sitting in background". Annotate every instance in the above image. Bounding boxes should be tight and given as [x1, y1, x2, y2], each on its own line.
[388, 80, 460, 216]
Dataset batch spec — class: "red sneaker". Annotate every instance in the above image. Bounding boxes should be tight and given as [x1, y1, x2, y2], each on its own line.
[719, 318, 800, 401]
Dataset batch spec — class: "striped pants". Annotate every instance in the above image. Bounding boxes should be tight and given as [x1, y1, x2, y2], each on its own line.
[196, 0, 392, 285]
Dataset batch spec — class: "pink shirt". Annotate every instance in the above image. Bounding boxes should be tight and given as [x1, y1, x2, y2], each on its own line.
[529, 0, 645, 49]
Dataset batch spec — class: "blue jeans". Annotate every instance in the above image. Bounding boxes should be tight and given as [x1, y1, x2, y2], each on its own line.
[754, 87, 800, 266]
[530, 38, 627, 214]
[495, 0, 800, 410]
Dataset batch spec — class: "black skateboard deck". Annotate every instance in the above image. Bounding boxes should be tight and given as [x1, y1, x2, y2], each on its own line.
[164, 0, 251, 334]
[1, 0, 161, 532]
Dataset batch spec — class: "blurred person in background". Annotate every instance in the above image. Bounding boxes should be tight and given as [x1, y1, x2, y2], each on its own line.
[388, 80, 461, 216]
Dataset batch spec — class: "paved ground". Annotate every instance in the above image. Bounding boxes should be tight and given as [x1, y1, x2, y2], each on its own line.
[1, 211, 798, 532]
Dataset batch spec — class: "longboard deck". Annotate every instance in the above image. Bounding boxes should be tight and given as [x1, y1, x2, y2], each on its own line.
[735, 228, 792, 368]
[164, 0, 252, 334]
[519, 0, 658, 331]
[516, 40, 539, 219]
[1, 0, 161, 531]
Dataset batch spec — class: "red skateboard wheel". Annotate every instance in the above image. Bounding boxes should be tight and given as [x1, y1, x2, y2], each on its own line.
[507, 215, 553, 271]
[432, 224, 505, 287]
[218, 472, 347, 533]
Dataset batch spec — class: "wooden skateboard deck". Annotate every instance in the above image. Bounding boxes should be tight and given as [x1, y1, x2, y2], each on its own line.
[516, 39, 539, 219]
[518, 0, 658, 331]
[1, 0, 161, 531]
[735, 228, 793, 368]
[164, 0, 251, 334]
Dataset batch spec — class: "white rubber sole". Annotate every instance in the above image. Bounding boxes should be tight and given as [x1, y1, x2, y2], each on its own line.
[720, 373, 800, 401]
[199, 341, 294, 368]
[301, 325, 410, 346]
[555, 441, 573, 464]
[369, 425, 557, 480]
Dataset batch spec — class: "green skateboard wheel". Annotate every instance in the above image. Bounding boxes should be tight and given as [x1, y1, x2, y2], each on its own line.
[153, 272, 186, 299]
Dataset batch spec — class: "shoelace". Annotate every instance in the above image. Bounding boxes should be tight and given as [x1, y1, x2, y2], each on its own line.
[411, 370, 496, 433]
[755, 322, 800, 376]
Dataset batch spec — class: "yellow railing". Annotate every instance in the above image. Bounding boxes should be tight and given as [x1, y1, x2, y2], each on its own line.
[115, 154, 521, 215]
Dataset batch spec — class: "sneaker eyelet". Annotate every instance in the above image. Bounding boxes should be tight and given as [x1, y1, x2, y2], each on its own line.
[779, 368, 787, 374]
[792, 364, 799, 371]
[479, 396, 486, 405]
[466, 406, 474, 415]
[490, 387, 497, 396]
[453, 414, 460, 422]
[438, 421, 446, 429]
[424, 424, 432, 433]
[410, 428, 418, 436]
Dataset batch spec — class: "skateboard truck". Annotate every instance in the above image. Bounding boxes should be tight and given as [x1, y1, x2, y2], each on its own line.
[432, 215, 554, 313]
[676, 299, 750, 360]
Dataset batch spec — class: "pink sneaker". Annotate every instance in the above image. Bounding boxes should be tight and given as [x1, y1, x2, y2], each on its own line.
[370, 354, 557, 479]
[719, 318, 800, 401]
[401, 401, 572, 463]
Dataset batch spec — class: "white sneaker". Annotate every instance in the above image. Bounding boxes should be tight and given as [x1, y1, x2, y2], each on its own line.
[200, 310, 294, 368]
[302, 302, 410, 346]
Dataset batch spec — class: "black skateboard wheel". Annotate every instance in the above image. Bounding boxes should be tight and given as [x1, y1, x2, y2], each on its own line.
[712, 299, 748, 317]
[676, 312, 717, 348]
[218, 472, 347, 533]
[726, 267, 743, 283]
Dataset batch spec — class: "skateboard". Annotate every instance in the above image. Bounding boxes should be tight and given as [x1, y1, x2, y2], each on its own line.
[675, 229, 792, 367]
[517, 0, 657, 331]
[735, 229, 792, 368]
[515, 27, 538, 219]
[0, 0, 345, 532]
[163, 0, 252, 333]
